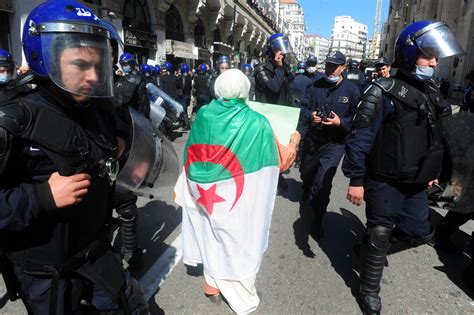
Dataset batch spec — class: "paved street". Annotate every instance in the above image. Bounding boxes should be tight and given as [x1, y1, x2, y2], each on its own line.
[1, 129, 474, 314]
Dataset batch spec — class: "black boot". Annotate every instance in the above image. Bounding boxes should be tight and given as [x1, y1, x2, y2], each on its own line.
[359, 226, 392, 315]
[388, 226, 435, 255]
[118, 206, 143, 270]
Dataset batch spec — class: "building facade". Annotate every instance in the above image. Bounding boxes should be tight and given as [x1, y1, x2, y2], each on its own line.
[307, 34, 330, 65]
[1, 0, 281, 71]
[381, 0, 474, 97]
[279, 0, 308, 61]
[330, 15, 368, 61]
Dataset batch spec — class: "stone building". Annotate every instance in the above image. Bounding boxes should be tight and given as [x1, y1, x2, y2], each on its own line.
[330, 15, 368, 62]
[279, 0, 308, 61]
[306, 34, 330, 65]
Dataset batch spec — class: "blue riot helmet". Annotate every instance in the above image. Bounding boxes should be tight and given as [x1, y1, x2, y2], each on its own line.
[141, 64, 152, 77]
[22, 1, 114, 98]
[162, 61, 173, 73]
[197, 63, 207, 74]
[0, 49, 15, 84]
[217, 55, 231, 66]
[154, 64, 161, 74]
[394, 20, 464, 71]
[242, 63, 252, 76]
[119, 52, 136, 74]
[180, 63, 190, 74]
[216, 55, 230, 74]
[266, 33, 291, 57]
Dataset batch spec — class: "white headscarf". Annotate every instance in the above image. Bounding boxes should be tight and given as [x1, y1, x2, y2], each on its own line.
[214, 69, 250, 101]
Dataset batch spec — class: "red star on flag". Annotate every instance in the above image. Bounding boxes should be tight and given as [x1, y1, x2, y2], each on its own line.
[196, 184, 226, 215]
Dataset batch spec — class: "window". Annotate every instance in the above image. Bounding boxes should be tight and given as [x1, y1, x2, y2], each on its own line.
[194, 18, 206, 48]
[123, 0, 151, 31]
[165, 5, 184, 41]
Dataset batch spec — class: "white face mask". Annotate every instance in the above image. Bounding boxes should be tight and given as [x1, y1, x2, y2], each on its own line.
[0, 73, 8, 83]
[307, 67, 317, 74]
[412, 65, 435, 81]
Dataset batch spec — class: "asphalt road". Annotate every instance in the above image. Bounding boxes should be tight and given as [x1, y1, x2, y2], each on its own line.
[2, 128, 474, 314]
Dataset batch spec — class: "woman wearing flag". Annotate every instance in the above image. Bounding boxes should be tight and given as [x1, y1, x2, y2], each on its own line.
[174, 69, 299, 313]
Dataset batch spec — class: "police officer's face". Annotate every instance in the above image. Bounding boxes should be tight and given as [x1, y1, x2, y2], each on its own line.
[416, 53, 437, 69]
[376, 65, 391, 78]
[60, 46, 101, 103]
[219, 63, 229, 73]
[325, 62, 344, 77]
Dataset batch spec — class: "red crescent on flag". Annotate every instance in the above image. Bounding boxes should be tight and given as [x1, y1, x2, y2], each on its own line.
[185, 144, 244, 210]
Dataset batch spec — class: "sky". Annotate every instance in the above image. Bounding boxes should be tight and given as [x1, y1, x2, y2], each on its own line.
[298, 0, 390, 39]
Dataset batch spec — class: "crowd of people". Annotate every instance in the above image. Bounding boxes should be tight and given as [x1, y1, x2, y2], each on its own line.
[0, 1, 473, 314]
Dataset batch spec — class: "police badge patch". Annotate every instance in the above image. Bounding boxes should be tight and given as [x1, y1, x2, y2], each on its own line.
[339, 96, 349, 103]
[398, 85, 408, 98]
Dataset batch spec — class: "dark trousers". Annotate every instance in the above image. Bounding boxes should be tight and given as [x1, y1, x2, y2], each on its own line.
[364, 178, 431, 239]
[179, 95, 190, 127]
[300, 141, 345, 217]
[14, 260, 148, 314]
[195, 95, 210, 113]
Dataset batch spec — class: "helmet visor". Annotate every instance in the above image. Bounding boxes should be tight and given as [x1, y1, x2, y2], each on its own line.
[41, 33, 114, 98]
[415, 24, 465, 59]
[269, 36, 291, 55]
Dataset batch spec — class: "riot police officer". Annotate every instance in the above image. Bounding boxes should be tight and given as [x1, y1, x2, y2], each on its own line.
[141, 64, 155, 85]
[0, 49, 15, 87]
[242, 63, 256, 101]
[343, 21, 465, 314]
[115, 53, 150, 118]
[0, 49, 37, 102]
[193, 63, 211, 113]
[210, 55, 230, 100]
[255, 33, 294, 193]
[254, 33, 293, 106]
[178, 63, 192, 130]
[346, 59, 365, 89]
[290, 54, 322, 106]
[0, 1, 149, 313]
[114, 53, 150, 269]
[297, 51, 360, 237]
[160, 61, 181, 102]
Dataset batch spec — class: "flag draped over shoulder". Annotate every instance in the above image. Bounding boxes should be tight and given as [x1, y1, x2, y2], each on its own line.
[174, 98, 280, 280]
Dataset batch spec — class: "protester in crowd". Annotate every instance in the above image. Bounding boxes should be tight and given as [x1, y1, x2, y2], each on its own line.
[174, 69, 299, 314]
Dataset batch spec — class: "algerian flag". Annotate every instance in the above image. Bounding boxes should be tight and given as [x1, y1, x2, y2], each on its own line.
[174, 98, 280, 280]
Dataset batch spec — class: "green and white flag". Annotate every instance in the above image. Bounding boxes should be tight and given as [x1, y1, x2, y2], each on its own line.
[174, 98, 280, 280]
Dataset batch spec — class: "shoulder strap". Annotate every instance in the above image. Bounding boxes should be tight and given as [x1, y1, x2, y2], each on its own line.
[378, 78, 426, 110]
